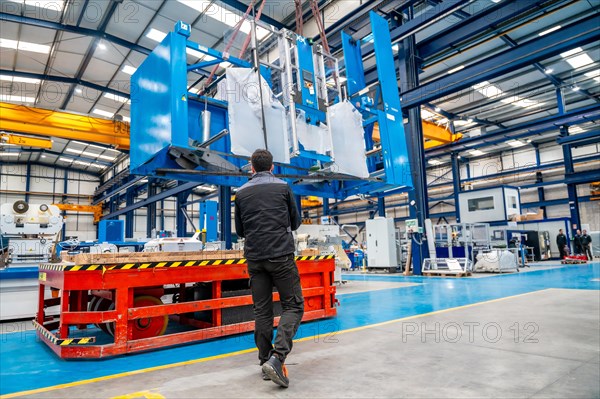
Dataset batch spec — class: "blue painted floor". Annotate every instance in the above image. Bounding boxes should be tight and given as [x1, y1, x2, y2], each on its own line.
[1, 262, 598, 395]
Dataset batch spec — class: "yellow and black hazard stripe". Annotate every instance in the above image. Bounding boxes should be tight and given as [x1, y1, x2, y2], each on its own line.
[32, 321, 95, 345]
[40, 255, 336, 272]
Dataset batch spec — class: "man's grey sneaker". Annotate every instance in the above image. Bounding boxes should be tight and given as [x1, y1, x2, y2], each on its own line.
[261, 355, 289, 388]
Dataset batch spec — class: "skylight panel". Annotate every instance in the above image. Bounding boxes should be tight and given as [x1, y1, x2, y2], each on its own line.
[146, 28, 167, 42]
[0, 38, 50, 54]
[92, 108, 115, 118]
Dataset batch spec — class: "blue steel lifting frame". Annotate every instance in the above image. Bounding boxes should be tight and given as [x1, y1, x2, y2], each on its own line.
[129, 18, 413, 201]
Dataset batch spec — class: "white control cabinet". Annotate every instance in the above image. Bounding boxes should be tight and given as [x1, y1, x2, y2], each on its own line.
[366, 217, 398, 269]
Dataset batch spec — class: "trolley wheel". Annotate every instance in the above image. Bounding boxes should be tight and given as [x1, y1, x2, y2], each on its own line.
[13, 200, 29, 214]
[130, 296, 168, 340]
[89, 296, 115, 335]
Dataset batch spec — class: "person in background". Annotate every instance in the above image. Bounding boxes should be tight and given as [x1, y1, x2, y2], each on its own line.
[557, 229, 568, 259]
[573, 229, 583, 255]
[581, 230, 593, 260]
[234, 149, 303, 388]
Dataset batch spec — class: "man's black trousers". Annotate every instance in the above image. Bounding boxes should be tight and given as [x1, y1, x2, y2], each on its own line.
[248, 254, 304, 364]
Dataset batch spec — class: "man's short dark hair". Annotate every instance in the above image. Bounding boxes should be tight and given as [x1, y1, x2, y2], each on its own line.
[251, 149, 273, 172]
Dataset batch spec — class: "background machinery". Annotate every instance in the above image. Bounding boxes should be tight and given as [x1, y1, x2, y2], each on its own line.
[0, 201, 63, 320]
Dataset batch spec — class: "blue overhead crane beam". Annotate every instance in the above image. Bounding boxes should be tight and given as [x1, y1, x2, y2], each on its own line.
[418, 0, 543, 60]
[400, 13, 600, 108]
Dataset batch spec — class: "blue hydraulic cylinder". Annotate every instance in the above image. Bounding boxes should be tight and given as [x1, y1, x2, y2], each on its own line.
[199, 200, 219, 242]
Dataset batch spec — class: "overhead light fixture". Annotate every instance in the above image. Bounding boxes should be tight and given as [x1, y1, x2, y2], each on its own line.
[538, 25, 561, 36]
[97, 42, 107, 51]
[41, 154, 46, 158]
[572, 85, 580, 92]
[428, 159, 442, 166]
[0, 94, 35, 103]
[526, 139, 532, 143]
[92, 108, 115, 118]
[0, 74, 41, 84]
[59, 157, 73, 163]
[23, 1, 65, 11]
[74, 160, 91, 166]
[65, 148, 83, 155]
[469, 149, 486, 156]
[140, 179, 149, 183]
[97, 154, 117, 161]
[121, 65, 137, 75]
[544, 68, 553, 74]
[467, 118, 473, 123]
[146, 28, 167, 42]
[569, 126, 584, 133]
[560, 47, 594, 69]
[447, 65, 464, 74]
[103, 93, 130, 104]
[75, 87, 83, 94]
[585, 69, 600, 82]
[0, 38, 50, 54]
[473, 81, 503, 98]
[434, 107, 441, 112]
[507, 139, 526, 148]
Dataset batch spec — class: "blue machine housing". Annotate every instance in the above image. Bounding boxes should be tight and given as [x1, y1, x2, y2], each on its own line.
[130, 15, 413, 199]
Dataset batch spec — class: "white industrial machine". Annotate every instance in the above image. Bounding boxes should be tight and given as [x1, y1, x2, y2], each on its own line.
[366, 217, 399, 272]
[0, 201, 64, 320]
[458, 186, 520, 224]
[295, 224, 351, 283]
[143, 232, 204, 252]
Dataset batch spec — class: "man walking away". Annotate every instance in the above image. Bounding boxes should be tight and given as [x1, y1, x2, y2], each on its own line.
[557, 229, 568, 259]
[573, 230, 583, 255]
[234, 149, 303, 388]
[581, 230, 593, 260]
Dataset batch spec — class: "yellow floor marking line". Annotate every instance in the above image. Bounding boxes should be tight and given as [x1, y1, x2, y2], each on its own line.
[0, 289, 548, 399]
[110, 390, 165, 399]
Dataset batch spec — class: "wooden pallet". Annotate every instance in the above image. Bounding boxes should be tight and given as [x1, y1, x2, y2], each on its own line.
[61, 250, 244, 265]
[422, 270, 472, 278]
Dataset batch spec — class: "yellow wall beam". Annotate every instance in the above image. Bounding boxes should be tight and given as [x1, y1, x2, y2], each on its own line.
[1, 133, 53, 149]
[0, 102, 130, 150]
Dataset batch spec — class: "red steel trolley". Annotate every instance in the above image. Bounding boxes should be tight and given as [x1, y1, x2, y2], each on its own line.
[34, 251, 337, 358]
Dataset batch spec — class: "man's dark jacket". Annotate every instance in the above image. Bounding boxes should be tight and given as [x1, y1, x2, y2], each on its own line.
[234, 171, 301, 261]
[556, 233, 567, 248]
[581, 234, 592, 247]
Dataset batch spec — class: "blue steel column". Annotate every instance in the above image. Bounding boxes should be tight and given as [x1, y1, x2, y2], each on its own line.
[377, 196, 386, 217]
[557, 88, 581, 231]
[61, 172, 68, 239]
[398, 6, 428, 275]
[160, 199, 165, 230]
[533, 144, 546, 218]
[322, 198, 329, 218]
[125, 187, 135, 238]
[451, 152, 461, 223]
[146, 179, 157, 238]
[176, 188, 190, 238]
[24, 163, 31, 203]
[219, 186, 232, 249]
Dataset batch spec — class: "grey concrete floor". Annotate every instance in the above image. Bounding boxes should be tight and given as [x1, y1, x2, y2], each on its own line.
[21, 288, 600, 399]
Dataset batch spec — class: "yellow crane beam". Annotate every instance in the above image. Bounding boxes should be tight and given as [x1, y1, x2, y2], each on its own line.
[0, 132, 53, 149]
[372, 120, 462, 148]
[53, 203, 103, 223]
[0, 102, 130, 150]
